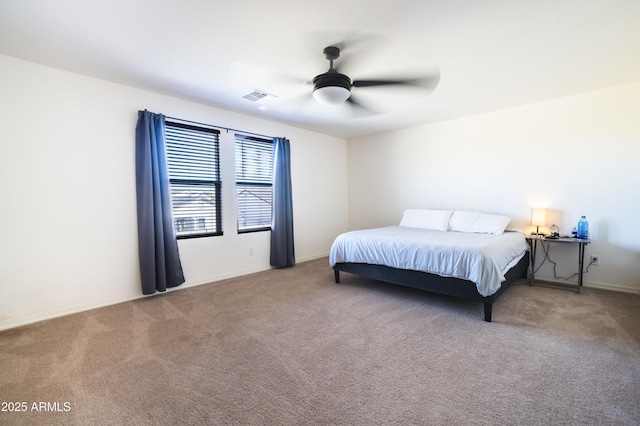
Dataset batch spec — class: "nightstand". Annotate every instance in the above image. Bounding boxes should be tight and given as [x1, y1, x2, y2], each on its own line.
[526, 236, 591, 293]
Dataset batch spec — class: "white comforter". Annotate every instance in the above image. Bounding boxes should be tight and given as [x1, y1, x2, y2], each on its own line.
[329, 226, 528, 297]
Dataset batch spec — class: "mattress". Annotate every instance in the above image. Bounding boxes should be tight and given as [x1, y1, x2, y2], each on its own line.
[329, 226, 528, 297]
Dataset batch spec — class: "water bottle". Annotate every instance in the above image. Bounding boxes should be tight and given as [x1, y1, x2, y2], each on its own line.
[577, 216, 589, 239]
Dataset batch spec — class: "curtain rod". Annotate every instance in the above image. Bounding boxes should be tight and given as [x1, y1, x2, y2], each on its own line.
[166, 115, 275, 140]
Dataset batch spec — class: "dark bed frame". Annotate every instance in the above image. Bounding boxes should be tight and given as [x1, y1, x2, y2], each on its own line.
[333, 254, 529, 322]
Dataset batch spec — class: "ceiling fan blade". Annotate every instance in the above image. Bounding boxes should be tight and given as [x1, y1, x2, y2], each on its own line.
[345, 95, 379, 116]
[305, 31, 387, 72]
[332, 56, 349, 75]
[352, 78, 416, 87]
[229, 62, 310, 92]
[352, 73, 440, 89]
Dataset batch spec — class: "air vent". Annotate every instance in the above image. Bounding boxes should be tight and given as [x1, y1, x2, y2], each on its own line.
[242, 90, 278, 103]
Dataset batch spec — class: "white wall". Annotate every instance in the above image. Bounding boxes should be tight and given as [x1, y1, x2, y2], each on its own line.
[0, 54, 349, 330]
[348, 82, 640, 293]
[2, 52, 638, 331]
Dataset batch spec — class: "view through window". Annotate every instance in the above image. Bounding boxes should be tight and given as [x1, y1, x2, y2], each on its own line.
[235, 134, 273, 233]
[165, 120, 222, 238]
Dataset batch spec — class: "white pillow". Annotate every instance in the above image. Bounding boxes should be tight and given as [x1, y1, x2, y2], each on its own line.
[399, 209, 453, 232]
[449, 211, 511, 234]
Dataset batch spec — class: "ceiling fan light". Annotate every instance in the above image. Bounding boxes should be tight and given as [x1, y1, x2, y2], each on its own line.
[313, 86, 351, 105]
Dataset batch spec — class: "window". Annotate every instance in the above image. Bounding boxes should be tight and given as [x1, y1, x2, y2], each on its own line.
[235, 135, 273, 233]
[165, 120, 222, 238]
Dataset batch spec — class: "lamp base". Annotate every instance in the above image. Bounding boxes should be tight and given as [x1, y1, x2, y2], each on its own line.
[530, 225, 545, 237]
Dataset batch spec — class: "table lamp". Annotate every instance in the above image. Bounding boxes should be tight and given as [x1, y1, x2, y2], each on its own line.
[531, 208, 547, 236]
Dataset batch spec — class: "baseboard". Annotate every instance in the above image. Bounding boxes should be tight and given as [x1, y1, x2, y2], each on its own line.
[532, 277, 639, 294]
[583, 281, 639, 294]
[179, 254, 329, 290]
[296, 253, 330, 263]
[0, 254, 332, 332]
[0, 293, 147, 332]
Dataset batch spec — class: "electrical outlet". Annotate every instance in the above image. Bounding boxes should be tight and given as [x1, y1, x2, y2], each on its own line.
[590, 255, 600, 266]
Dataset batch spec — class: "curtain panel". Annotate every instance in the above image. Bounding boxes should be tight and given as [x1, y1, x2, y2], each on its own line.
[135, 110, 185, 294]
[270, 137, 295, 267]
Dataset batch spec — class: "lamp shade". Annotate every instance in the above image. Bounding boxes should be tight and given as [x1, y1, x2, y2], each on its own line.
[531, 208, 547, 227]
[312, 86, 351, 105]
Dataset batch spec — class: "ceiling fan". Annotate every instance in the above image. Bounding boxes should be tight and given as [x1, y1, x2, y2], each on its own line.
[310, 45, 439, 110]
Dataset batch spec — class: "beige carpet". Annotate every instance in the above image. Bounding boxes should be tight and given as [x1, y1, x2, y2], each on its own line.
[1, 257, 639, 425]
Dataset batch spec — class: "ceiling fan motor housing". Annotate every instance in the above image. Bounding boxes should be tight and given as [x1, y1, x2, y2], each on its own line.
[312, 72, 352, 91]
[312, 72, 352, 105]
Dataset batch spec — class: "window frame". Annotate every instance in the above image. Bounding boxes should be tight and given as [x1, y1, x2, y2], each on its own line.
[235, 134, 274, 234]
[165, 120, 223, 239]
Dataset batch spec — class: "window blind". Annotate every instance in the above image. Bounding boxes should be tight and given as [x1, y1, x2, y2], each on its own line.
[165, 121, 222, 238]
[235, 135, 273, 233]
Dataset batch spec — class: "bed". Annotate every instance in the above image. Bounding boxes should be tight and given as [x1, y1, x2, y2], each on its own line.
[329, 209, 529, 322]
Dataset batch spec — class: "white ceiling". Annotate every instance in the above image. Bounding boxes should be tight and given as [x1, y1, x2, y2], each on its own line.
[2, 0, 640, 139]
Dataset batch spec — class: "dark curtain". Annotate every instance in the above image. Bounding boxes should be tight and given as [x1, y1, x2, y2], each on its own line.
[270, 137, 295, 267]
[135, 110, 185, 294]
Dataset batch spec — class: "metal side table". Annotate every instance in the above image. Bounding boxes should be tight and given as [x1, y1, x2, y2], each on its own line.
[526, 236, 590, 293]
